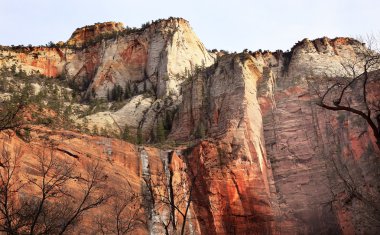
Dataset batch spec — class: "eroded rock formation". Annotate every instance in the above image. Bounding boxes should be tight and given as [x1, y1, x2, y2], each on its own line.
[0, 18, 379, 234]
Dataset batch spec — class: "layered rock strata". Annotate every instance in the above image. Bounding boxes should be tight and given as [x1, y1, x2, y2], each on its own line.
[0, 19, 379, 234]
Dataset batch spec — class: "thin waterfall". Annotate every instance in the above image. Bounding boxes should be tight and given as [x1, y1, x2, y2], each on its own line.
[139, 147, 161, 235]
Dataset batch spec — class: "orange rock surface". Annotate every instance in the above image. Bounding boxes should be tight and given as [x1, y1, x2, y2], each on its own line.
[0, 18, 379, 234]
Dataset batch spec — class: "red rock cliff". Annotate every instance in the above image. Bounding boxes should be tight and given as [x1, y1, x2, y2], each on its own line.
[0, 19, 379, 234]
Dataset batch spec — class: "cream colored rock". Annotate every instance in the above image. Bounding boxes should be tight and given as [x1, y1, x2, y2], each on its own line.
[112, 95, 154, 130]
[81, 112, 119, 134]
[82, 95, 154, 136]
[64, 18, 215, 99]
[287, 37, 367, 79]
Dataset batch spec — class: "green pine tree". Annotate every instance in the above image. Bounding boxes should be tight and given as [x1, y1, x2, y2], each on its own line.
[92, 124, 99, 135]
[136, 128, 143, 145]
[156, 119, 166, 143]
[121, 124, 130, 141]
[124, 84, 131, 99]
[195, 123, 206, 139]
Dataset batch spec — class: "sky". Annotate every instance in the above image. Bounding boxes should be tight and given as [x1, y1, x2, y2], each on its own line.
[0, 0, 379, 52]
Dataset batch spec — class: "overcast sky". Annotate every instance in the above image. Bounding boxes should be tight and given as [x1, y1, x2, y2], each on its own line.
[0, 0, 379, 52]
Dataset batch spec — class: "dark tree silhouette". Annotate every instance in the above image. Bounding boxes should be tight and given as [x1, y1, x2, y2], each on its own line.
[94, 184, 144, 235]
[0, 142, 109, 234]
[317, 36, 380, 149]
[143, 151, 200, 235]
[0, 85, 31, 132]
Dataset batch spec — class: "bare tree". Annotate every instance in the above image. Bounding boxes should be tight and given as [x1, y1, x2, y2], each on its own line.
[94, 184, 144, 235]
[0, 142, 24, 234]
[0, 79, 37, 132]
[143, 151, 199, 235]
[0, 141, 109, 234]
[317, 35, 380, 149]
[0, 95, 26, 132]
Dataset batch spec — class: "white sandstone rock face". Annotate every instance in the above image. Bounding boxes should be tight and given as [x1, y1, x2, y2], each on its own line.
[0, 18, 215, 100]
[170, 54, 263, 142]
[63, 18, 215, 99]
[83, 95, 154, 136]
[287, 38, 367, 79]
[162, 20, 215, 97]
[0, 18, 216, 140]
[63, 19, 215, 139]
[112, 95, 154, 130]
[83, 112, 120, 134]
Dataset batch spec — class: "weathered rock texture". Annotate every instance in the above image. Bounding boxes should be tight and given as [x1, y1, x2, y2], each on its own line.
[170, 38, 380, 234]
[1, 19, 380, 235]
[67, 21, 125, 47]
[0, 18, 215, 138]
[0, 18, 214, 97]
[0, 47, 65, 77]
[0, 127, 147, 234]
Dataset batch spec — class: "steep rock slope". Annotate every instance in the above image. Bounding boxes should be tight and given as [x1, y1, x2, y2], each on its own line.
[171, 38, 380, 234]
[259, 47, 380, 234]
[0, 18, 214, 98]
[0, 18, 215, 138]
[170, 54, 277, 234]
[0, 18, 379, 235]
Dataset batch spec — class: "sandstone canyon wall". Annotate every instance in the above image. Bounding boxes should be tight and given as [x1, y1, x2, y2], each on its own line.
[0, 19, 379, 234]
[169, 37, 380, 234]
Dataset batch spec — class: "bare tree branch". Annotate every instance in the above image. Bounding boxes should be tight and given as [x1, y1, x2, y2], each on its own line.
[317, 37, 380, 149]
[0, 142, 109, 234]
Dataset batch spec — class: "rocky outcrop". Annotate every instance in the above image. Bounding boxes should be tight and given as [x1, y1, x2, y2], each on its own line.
[67, 21, 125, 47]
[0, 18, 215, 138]
[1, 18, 214, 98]
[0, 47, 65, 77]
[66, 18, 214, 99]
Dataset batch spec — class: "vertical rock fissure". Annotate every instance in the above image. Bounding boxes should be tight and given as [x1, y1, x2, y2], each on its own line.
[139, 147, 160, 235]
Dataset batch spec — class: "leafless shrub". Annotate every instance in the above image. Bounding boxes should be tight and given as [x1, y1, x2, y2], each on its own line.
[0, 141, 109, 234]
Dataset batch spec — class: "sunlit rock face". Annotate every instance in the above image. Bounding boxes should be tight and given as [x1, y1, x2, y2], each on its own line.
[0, 47, 65, 77]
[0, 18, 215, 139]
[67, 18, 215, 99]
[1, 18, 214, 99]
[0, 16, 379, 235]
[66, 21, 125, 47]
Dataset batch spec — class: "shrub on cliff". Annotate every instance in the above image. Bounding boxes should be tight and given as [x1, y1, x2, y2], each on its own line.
[195, 123, 206, 139]
[0, 145, 109, 234]
[156, 119, 166, 143]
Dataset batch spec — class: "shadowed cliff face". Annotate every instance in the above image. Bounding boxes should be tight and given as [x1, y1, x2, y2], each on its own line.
[0, 19, 379, 234]
[170, 38, 379, 234]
